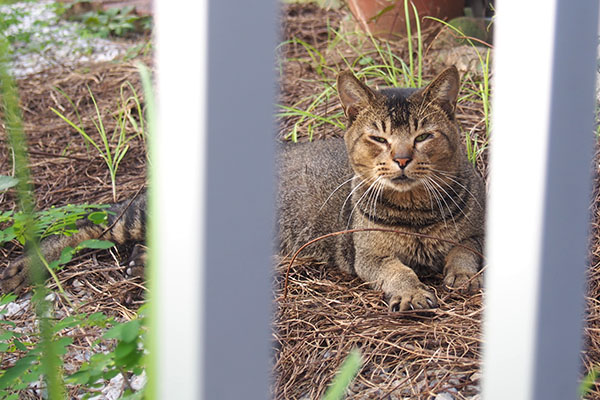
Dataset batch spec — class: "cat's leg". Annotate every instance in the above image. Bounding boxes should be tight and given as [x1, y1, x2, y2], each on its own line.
[0, 257, 29, 294]
[443, 236, 483, 292]
[124, 243, 146, 278]
[0, 224, 106, 294]
[355, 254, 438, 311]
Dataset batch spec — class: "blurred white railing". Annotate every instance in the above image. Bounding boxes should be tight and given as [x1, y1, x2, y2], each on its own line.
[484, 1, 598, 399]
[153, 0, 275, 398]
[152, 0, 599, 399]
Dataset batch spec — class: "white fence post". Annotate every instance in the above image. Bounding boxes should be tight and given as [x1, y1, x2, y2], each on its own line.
[153, 1, 275, 398]
[484, 1, 598, 399]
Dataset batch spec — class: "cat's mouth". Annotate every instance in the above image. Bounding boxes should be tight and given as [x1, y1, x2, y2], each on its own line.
[391, 173, 412, 183]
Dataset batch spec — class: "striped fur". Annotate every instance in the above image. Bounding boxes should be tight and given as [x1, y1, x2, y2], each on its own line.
[0, 194, 146, 294]
[277, 67, 486, 311]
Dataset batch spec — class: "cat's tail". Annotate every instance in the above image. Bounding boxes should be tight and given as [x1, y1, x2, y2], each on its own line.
[0, 193, 146, 295]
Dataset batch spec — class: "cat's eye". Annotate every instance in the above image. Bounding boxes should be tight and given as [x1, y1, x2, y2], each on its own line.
[369, 135, 388, 144]
[414, 133, 433, 143]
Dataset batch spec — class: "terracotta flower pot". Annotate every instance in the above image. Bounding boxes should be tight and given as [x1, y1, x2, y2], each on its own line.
[347, 0, 465, 40]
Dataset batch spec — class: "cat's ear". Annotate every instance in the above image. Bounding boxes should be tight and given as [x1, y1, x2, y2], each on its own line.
[337, 70, 377, 124]
[420, 66, 460, 115]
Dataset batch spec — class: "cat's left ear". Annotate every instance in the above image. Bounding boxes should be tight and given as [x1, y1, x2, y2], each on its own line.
[420, 66, 460, 115]
[337, 70, 377, 125]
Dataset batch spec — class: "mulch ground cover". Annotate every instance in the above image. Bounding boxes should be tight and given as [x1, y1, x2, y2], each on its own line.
[274, 5, 486, 399]
[0, 53, 151, 397]
[0, 2, 599, 399]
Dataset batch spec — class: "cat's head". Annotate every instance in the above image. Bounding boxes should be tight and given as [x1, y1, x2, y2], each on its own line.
[337, 67, 463, 192]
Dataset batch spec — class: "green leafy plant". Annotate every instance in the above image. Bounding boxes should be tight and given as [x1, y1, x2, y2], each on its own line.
[0, 175, 18, 191]
[51, 83, 145, 202]
[60, 1, 151, 39]
[0, 299, 147, 399]
[401, 0, 422, 88]
[66, 313, 147, 399]
[0, 206, 147, 397]
[0, 303, 103, 399]
[0, 6, 31, 46]
[0, 3, 68, 56]
[1, 26, 64, 398]
[0, 204, 111, 246]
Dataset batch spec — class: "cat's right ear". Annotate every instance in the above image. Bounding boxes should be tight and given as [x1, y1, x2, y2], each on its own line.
[337, 71, 377, 125]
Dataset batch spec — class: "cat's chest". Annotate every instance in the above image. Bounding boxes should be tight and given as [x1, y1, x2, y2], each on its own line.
[352, 210, 454, 271]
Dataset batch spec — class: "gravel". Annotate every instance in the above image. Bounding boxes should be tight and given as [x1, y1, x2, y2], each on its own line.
[0, 0, 133, 77]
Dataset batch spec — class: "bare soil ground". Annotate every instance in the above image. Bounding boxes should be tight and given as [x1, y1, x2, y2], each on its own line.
[0, 2, 598, 399]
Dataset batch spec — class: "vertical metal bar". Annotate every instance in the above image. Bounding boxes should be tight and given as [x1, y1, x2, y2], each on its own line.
[203, 1, 275, 399]
[484, 1, 598, 399]
[153, 0, 275, 399]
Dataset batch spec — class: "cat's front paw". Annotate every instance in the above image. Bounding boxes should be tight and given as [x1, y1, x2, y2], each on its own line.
[1, 258, 30, 295]
[444, 263, 482, 293]
[123, 243, 146, 278]
[388, 284, 437, 312]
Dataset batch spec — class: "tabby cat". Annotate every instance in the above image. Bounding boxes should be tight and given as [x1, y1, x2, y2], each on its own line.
[277, 66, 485, 311]
[2, 67, 484, 311]
[0, 194, 147, 294]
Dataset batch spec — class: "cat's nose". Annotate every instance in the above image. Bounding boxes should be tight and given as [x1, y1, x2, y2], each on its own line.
[394, 157, 412, 169]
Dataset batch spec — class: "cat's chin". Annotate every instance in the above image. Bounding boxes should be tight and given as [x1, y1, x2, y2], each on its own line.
[386, 177, 419, 192]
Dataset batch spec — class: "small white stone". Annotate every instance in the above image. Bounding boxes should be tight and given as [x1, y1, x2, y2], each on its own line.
[131, 371, 147, 391]
[435, 393, 455, 400]
[4, 299, 30, 317]
[469, 372, 482, 382]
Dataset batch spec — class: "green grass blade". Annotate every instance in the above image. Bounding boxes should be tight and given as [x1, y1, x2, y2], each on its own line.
[403, 0, 413, 84]
[322, 349, 362, 400]
[0, 32, 65, 400]
[277, 104, 345, 129]
[50, 107, 106, 162]
[410, 1, 422, 87]
[292, 37, 327, 78]
[136, 61, 155, 400]
[54, 87, 85, 128]
[580, 368, 598, 398]
[87, 86, 113, 167]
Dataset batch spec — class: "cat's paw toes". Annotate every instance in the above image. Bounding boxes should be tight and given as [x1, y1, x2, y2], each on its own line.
[125, 263, 144, 278]
[124, 244, 146, 278]
[1, 259, 29, 295]
[388, 285, 437, 312]
[444, 271, 482, 293]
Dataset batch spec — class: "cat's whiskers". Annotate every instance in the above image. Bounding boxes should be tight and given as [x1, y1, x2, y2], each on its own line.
[418, 178, 436, 214]
[347, 176, 383, 229]
[425, 176, 455, 230]
[428, 173, 471, 226]
[366, 178, 385, 229]
[365, 178, 378, 227]
[319, 174, 358, 212]
[339, 176, 371, 221]
[425, 176, 461, 232]
[430, 168, 484, 210]
[420, 178, 447, 229]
